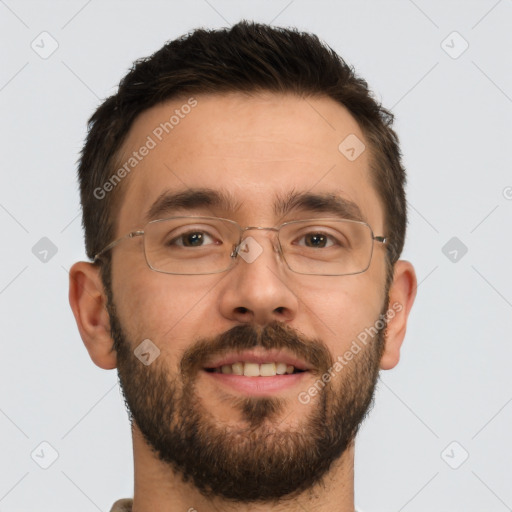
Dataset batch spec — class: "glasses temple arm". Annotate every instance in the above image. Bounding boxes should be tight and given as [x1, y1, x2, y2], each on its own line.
[93, 230, 144, 262]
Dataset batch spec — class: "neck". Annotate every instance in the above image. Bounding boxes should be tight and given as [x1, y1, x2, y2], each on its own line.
[130, 424, 356, 512]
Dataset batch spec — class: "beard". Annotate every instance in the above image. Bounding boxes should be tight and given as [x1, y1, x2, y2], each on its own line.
[108, 295, 388, 504]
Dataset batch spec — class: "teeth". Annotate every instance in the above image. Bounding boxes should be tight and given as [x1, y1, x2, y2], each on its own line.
[276, 363, 287, 375]
[211, 362, 302, 377]
[244, 362, 260, 377]
[231, 362, 244, 375]
[260, 363, 276, 376]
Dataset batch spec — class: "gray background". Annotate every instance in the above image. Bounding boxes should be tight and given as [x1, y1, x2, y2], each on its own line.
[1, 0, 511, 511]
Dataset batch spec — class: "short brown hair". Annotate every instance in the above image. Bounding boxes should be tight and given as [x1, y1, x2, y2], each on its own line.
[78, 21, 407, 284]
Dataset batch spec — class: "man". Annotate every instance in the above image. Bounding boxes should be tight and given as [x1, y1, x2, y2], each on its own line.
[69, 21, 416, 512]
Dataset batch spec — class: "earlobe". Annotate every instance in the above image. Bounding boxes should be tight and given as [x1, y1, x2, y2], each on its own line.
[379, 260, 417, 370]
[68, 261, 117, 370]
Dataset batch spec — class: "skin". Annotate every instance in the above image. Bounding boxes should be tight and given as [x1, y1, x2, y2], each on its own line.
[69, 92, 417, 512]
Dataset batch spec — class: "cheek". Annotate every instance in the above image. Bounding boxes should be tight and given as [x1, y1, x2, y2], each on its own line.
[112, 265, 222, 348]
[297, 275, 385, 356]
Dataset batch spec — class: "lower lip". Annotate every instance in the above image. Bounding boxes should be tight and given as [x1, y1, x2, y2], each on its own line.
[202, 370, 309, 396]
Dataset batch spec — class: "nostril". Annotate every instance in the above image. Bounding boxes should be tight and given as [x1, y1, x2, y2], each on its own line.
[235, 306, 249, 314]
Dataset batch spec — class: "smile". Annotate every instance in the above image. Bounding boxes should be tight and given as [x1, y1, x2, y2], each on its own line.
[204, 362, 307, 376]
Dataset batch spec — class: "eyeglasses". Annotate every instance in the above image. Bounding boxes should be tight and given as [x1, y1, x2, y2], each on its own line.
[93, 216, 388, 276]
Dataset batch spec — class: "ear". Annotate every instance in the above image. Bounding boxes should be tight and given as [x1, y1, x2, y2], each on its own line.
[68, 261, 117, 369]
[380, 260, 417, 370]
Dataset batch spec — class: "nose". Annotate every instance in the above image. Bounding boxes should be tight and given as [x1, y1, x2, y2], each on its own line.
[217, 231, 299, 326]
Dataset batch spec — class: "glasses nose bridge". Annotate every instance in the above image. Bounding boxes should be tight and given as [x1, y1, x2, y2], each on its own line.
[238, 225, 281, 253]
[241, 225, 279, 234]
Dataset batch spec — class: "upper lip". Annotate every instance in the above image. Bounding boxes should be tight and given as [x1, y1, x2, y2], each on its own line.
[203, 349, 312, 371]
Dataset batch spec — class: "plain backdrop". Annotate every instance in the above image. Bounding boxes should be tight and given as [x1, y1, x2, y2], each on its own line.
[1, 1, 511, 511]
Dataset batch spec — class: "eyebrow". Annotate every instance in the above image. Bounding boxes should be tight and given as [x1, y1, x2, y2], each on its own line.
[274, 189, 366, 223]
[145, 188, 243, 223]
[144, 187, 366, 224]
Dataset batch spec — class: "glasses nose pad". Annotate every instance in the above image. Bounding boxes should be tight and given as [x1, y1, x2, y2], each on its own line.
[230, 234, 280, 261]
[271, 239, 281, 258]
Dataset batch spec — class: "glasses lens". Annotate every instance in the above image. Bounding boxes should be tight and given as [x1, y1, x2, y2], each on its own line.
[144, 217, 239, 274]
[279, 219, 373, 275]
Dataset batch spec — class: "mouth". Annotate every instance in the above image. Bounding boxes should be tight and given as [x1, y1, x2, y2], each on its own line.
[201, 350, 311, 396]
[204, 362, 306, 376]
[203, 349, 311, 375]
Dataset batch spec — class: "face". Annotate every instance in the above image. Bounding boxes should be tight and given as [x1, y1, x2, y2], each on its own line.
[107, 92, 390, 501]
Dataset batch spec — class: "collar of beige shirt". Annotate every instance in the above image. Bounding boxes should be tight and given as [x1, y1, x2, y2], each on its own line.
[110, 498, 133, 512]
[110, 499, 361, 512]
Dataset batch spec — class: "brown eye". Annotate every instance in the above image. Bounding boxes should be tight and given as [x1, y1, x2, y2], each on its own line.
[182, 232, 206, 247]
[295, 232, 336, 249]
[303, 233, 330, 248]
[169, 231, 217, 247]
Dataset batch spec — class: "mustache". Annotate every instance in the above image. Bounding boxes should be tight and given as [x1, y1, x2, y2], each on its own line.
[180, 320, 333, 378]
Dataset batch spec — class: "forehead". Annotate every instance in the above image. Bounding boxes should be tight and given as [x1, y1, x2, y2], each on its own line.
[115, 92, 384, 233]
